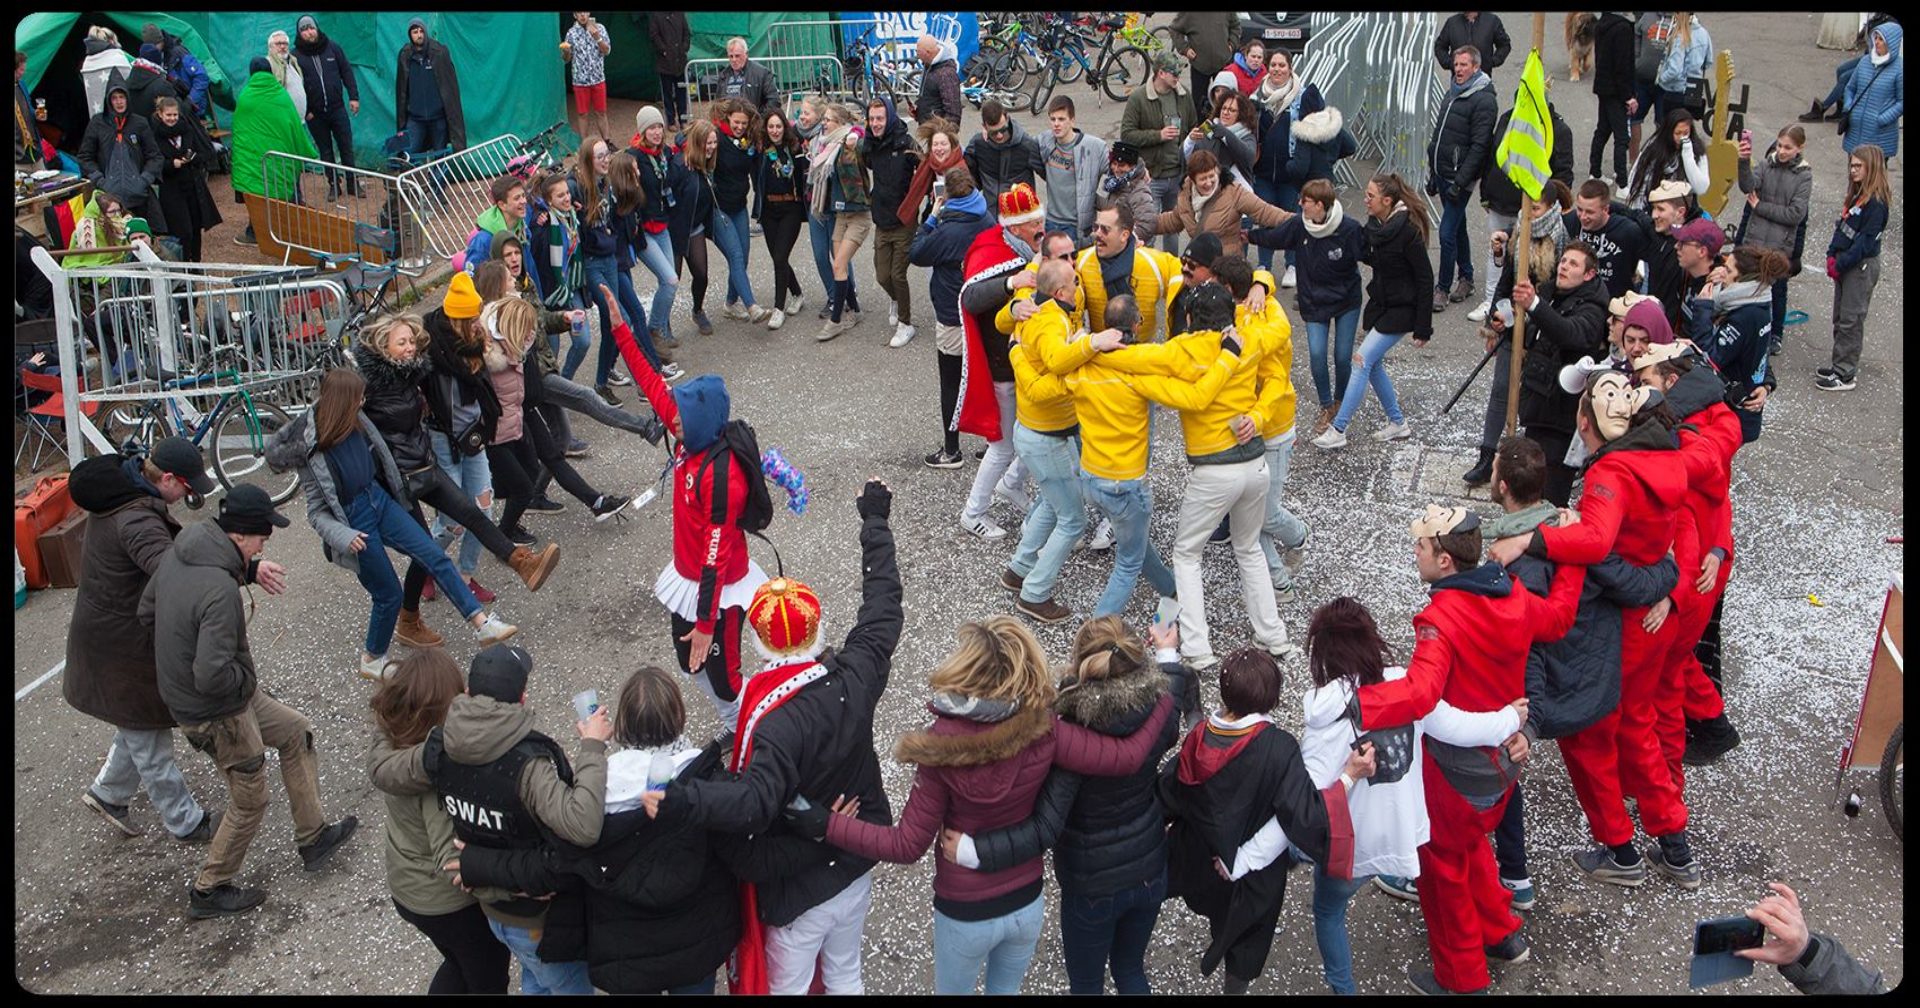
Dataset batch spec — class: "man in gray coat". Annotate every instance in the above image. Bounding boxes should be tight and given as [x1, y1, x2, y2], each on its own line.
[141, 484, 357, 919]
[1169, 11, 1240, 105]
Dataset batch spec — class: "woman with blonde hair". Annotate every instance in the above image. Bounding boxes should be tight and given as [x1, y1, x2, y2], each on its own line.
[808, 102, 872, 340]
[797, 616, 1176, 994]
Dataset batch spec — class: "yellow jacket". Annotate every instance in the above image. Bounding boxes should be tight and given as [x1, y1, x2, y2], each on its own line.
[1063, 345, 1244, 481]
[1099, 328, 1262, 459]
[1008, 298, 1095, 433]
[1075, 243, 1183, 342]
[995, 262, 1084, 337]
[1160, 271, 1299, 440]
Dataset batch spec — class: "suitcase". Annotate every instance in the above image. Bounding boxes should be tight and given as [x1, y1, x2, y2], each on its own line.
[15, 474, 72, 590]
[35, 509, 88, 589]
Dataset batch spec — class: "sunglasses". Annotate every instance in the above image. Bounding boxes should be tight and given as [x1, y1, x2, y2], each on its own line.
[1091, 223, 1121, 234]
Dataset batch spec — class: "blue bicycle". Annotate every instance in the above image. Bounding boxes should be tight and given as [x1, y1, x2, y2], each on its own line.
[99, 344, 300, 504]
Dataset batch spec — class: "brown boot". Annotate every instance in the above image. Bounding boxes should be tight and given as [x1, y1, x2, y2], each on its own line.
[394, 609, 444, 648]
[507, 544, 561, 592]
[1315, 404, 1336, 434]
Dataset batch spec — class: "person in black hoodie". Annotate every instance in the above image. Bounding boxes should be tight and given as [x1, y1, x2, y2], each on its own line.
[149, 96, 221, 262]
[1160, 648, 1368, 995]
[907, 164, 996, 468]
[395, 17, 465, 155]
[1588, 11, 1638, 191]
[964, 100, 1045, 204]
[77, 71, 164, 232]
[1513, 240, 1611, 506]
[863, 97, 922, 346]
[940, 616, 1196, 995]
[294, 15, 361, 199]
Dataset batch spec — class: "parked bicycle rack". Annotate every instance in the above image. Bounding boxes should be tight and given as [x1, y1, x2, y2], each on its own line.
[684, 55, 845, 105]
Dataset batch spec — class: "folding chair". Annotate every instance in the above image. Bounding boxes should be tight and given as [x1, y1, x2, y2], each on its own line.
[18, 368, 98, 472]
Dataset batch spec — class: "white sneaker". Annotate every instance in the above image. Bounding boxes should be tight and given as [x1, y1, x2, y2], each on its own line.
[1084, 517, 1115, 551]
[606, 369, 633, 386]
[1372, 421, 1412, 442]
[817, 317, 853, 342]
[1312, 427, 1348, 449]
[786, 292, 806, 315]
[1186, 652, 1221, 671]
[1467, 300, 1491, 323]
[747, 304, 773, 325]
[1264, 641, 1301, 663]
[1281, 265, 1297, 289]
[888, 302, 900, 327]
[890, 323, 917, 348]
[724, 302, 752, 321]
[660, 362, 686, 381]
[1273, 582, 1297, 605]
[473, 613, 520, 646]
[767, 308, 786, 331]
[960, 514, 1007, 540]
[993, 483, 1031, 513]
[357, 653, 395, 681]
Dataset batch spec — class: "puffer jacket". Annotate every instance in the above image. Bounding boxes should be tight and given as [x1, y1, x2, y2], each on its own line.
[352, 341, 436, 473]
[1737, 143, 1812, 255]
[1285, 103, 1358, 188]
[968, 660, 1188, 897]
[907, 191, 995, 327]
[265, 409, 410, 573]
[482, 331, 527, 444]
[138, 519, 258, 725]
[64, 454, 183, 731]
[1426, 72, 1498, 194]
[1842, 22, 1903, 158]
[1517, 274, 1610, 434]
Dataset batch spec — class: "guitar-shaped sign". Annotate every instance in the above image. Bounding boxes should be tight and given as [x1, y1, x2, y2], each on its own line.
[1699, 50, 1739, 218]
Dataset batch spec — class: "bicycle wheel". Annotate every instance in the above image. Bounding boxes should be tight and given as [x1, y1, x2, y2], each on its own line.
[211, 397, 299, 505]
[101, 399, 166, 454]
[1024, 69, 1057, 117]
[990, 50, 1029, 92]
[1101, 46, 1152, 104]
[1882, 723, 1903, 841]
[1056, 41, 1088, 85]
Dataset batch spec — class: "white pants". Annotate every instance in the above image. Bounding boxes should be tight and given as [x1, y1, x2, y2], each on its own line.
[767, 871, 873, 995]
[962, 380, 1031, 521]
[1172, 457, 1286, 659]
[693, 671, 740, 730]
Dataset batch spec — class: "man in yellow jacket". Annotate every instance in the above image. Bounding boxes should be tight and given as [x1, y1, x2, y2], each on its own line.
[1077, 203, 1184, 342]
[1216, 258, 1312, 600]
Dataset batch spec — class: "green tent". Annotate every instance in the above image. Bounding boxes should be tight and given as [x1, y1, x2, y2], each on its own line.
[17, 11, 570, 169]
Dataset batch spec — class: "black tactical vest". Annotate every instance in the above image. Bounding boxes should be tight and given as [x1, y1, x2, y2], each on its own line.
[423, 726, 574, 915]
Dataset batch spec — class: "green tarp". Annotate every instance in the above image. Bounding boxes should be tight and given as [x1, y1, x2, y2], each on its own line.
[593, 13, 835, 103]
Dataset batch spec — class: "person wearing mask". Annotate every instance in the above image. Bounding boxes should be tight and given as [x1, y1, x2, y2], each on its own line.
[1735, 125, 1812, 355]
[292, 15, 361, 200]
[1168, 12, 1241, 106]
[265, 30, 306, 122]
[395, 18, 466, 156]
[1248, 178, 1365, 436]
[1094, 141, 1160, 248]
[228, 56, 318, 245]
[367, 649, 512, 994]
[964, 98, 1045, 204]
[862, 97, 921, 347]
[1312, 173, 1432, 449]
[909, 164, 996, 471]
[953, 183, 1046, 540]
[142, 484, 361, 920]
[913, 34, 963, 129]
[1433, 11, 1513, 75]
[149, 96, 221, 262]
[1153, 149, 1291, 262]
[1816, 143, 1890, 392]
[1839, 23, 1903, 162]
[1626, 107, 1709, 212]
[648, 13, 691, 123]
[1469, 96, 1574, 322]
[629, 105, 688, 353]
[755, 107, 810, 330]
[710, 99, 774, 329]
[138, 25, 211, 120]
[1426, 45, 1498, 312]
[812, 103, 873, 341]
[562, 13, 613, 144]
[1653, 13, 1712, 124]
[718, 37, 776, 112]
[68, 439, 249, 845]
[1248, 48, 1324, 283]
[1120, 52, 1199, 255]
[77, 72, 164, 235]
[1039, 96, 1106, 245]
[369, 642, 611, 996]
[1588, 11, 1639, 193]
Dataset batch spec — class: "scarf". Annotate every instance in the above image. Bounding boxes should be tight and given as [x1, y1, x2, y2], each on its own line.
[1254, 72, 1303, 116]
[1101, 163, 1144, 196]
[1448, 69, 1491, 98]
[267, 35, 299, 88]
[1003, 225, 1036, 261]
[795, 118, 822, 141]
[1484, 499, 1560, 541]
[807, 123, 854, 216]
[1303, 196, 1344, 239]
[1191, 180, 1218, 223]
[899, 146, 966, 227]
[1525, 204, 1571, 282]
[294, 25, 331, 56]
[1710, 278, 1771, 313]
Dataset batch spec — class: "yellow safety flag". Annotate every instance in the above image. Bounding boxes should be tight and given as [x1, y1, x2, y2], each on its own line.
[1495, 50, 1554, 201]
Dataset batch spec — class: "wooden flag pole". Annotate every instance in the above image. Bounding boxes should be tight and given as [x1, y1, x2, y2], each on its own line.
[1505, 11, 1548, 435]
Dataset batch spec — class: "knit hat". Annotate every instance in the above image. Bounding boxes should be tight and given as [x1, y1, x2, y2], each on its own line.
[1672, 217, 1725, 257]
[746, 577, 826, 662]
[297, 15, 317, 33]
[1648, 179, 1692, 205]
[1409, 503, 1479, 539]
[443, 271, 482, 319]
[123, 217, 154, 238]
[636, 105, 666, 138]
[1210, 69, 1238, 98]
[997, 182, 1044, 226]
[1622, 299, 1676, 346]
[468, 643, 532, 703]
[1108, 140, 1141, 165]
[1181, 231, 1224, 271]
[1607, 290, 1654, 318]
[1584, 370, 1660, 441]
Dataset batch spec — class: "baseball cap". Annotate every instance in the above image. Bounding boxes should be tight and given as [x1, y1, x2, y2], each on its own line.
[468, 643, 533, 703]
[1181, 232, 1224, 271]
[214, 483, 290, 535]
[1672, 218, 1725, 257]
[1153, 51, 1190, 92]
[149, 436, 216, 504]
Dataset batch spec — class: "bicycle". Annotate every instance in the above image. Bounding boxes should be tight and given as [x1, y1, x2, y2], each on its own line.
[100, 344, 301, 504]
[840, 26, 923, 110]
[506, 120, 571, 183]
[1023, 16, 1154, 111]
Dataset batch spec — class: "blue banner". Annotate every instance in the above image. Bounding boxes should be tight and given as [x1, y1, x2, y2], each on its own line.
[839, 12, 979, 69]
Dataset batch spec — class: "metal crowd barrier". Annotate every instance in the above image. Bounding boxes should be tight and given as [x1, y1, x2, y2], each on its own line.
[393, 134, 537, 261]
[1298, 11, 1442, 208]
[31, 244, 346, 463]
[684, 55, 844, 106]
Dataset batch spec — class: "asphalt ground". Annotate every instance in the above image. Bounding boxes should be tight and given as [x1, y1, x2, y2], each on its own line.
[13, 11, 1903, 995]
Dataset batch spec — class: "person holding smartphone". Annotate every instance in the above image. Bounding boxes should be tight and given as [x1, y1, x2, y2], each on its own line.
[1735, 883, 1887, 994]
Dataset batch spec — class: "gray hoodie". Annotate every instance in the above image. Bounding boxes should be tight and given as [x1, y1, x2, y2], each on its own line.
[1042, 127, 1108, 237]
[140, 520, 258, 725]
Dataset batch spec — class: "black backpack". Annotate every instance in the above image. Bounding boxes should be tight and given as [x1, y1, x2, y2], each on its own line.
[696, 418, 774, 534]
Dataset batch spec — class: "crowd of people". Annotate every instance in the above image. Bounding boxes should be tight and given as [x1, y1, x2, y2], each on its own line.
[30, 9, 1898, 998]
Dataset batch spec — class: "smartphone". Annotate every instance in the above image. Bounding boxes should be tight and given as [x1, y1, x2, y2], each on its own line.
[571, 689, 600, 721]
[1689, 916, 1763, 988]
[1152, 596, 1181, 629]
[933, 177, 947, 201]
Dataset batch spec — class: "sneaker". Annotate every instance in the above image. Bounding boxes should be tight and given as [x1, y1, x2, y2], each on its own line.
[1485, 930, 1532, 964]
[1432, 289, 1449, 313]
[747, 304, 773, 325]
[1372, 421, 1412, 442]
[1374, 874, 1419, 902]
[526, 494, 566, 512]
[1209, 517, 1232, 544]
[1015, 595, 1074, 624]
[660, 362, 686, 381]
[1647, 843, 1702, 890]
[357, 653, 395, 681]
[297, 816, 360, 870]
[1187, 653, 1221, 671]
[473, 613, 519, 645]
[1467, 300, 1491, 323]
[1572, 845, 1646, 887]
[723, 301, 752, 321]
[233, 226, 256, 247]
[1312, 427, 1349, 450]
[1265, 641, 1302, 663]
[607, 369, 633, 386]
[82, 789, 140, 837]
[768, 308, 786, 330]
[786, 292, 806, 315]
[993, 483, 1031, 513]
[925, 448, 965, 469]
[1682, 714, 1741, 766]
[1449, 277, 1475, 303]
[888, 301, 900, 327]
[1407, 966, 1483, 996]
[749, 221, 763, 237]
[999, 569, 1025, 593]
[1502, 876, 1537, 912]
[655, 329, 681, 350]
[1814, 365, 1837, 380]
[1085, 518, 1115, 552]
[1281, 265, 1297, 289]
[188, 883, 267, 920]
[1283, 532, 1309, 571]
[178, 808, 222, 844]
[591, 493, 635, 521]
[562, 439, 591, 459]
[960, 514, 1007, 540]
[694, 311, 715, 335]
[1273, 582, 1297, 605]
[974, 446, 987, 460]
[816, 302, 832, 320]
[595, 384, 622, 407]
[890, 323, 917, 348]
[816, 317, 853, 342]
[1814, 372, 1856, 392]
[465, 577, 497, 605]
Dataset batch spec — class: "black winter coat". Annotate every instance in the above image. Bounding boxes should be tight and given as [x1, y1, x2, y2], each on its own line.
[907, 202, 995, 327]
[1248, 213, 1365, 323]
[1433, 12, 1512, 71]
[1284, 104, 1357, 188]
[861, 109, 920, 232]
[294, 34, 359, 116]
[1590, 12, 1638, 99]
[712, 127, 758, 214]
[656, 513, 903, 928]
[394, 37, 466, 149]
[1479, 105, 1574, 216]
[77, 76, 164, 222]
[1360, 209, 1434, 339]
[420, 307, 501, 447]
[1517, 275, 1610, 434]
[150, 111, 221, 236]
[1427, 76, 1499, 194]
[352, 341, 436, 473]
[969, 661, 1189, 897]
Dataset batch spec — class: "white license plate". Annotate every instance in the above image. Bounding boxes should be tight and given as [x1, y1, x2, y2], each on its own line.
[1264, 28, 1302, 39]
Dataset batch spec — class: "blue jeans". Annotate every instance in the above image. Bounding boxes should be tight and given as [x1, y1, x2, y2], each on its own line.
[1008, 425, 1087, 605]
[1436, 193, 1473, 291]
[1824, 56, 1862, 109]
[429, 431, 492, 576]
[345, 483, 479, 656]
[713, 206, 757, 308]
[808, 210, 839, 293]
[931, 894, 1045, 995]
[1085, 475, 1176, 617]
[592, 265, 652, 385]
[1311, 866, 1375, 995]
[1250, 177, 1301, 270]
[1331, 329, 1406, 433]
[1149, 176, 1181, 254]
[571, 253, 620, 381]
[639, 229, 679, 343]
[1304, 307, 1361, 409]
[485, 918, 593, 996]
[1258, 431, 1308, 587]
[405, 115, 448, 156]
[1058, 873, 1166, 995]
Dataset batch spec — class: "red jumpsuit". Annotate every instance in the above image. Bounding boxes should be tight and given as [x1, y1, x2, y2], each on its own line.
[1675, 402, 1742, 730]
[1659, 402, 1740, 787]
[1359, 564, 1584, 994]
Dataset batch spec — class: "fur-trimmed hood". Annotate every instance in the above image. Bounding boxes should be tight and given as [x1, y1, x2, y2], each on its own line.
[1053, 661, 1166, 736]
[894, 700, 1052, 770]
[1292, 104, 1344, 146]
[352, 340, 429, 397]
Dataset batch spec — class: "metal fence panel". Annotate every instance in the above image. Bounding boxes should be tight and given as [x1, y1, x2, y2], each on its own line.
[685, 55, 845, 104]
[1299, 12, 1442, 206]
[260, 153, 420, 268]
[394, 134, 535, 262]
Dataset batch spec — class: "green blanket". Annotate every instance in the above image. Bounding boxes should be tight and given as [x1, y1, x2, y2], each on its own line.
[229, 71, 318, 200]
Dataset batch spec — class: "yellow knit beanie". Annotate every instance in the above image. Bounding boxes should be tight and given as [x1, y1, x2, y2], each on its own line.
[443, 271, 482, 319]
